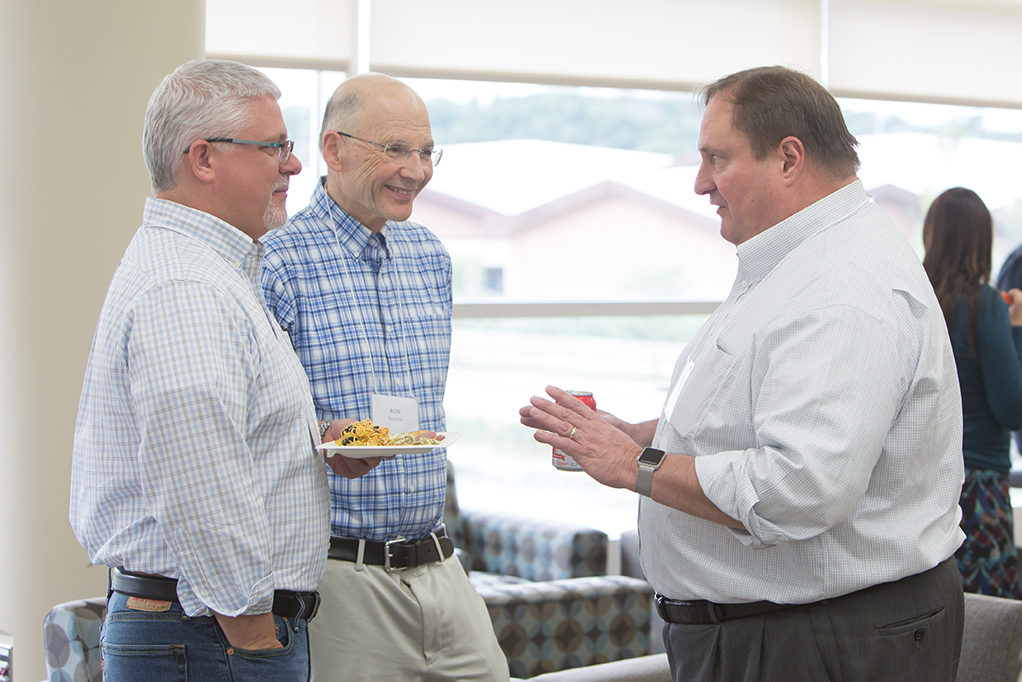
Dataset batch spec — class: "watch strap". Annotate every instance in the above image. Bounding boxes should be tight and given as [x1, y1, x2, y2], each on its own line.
[636, 447, 665, 497]
[637, 464, 655, 497]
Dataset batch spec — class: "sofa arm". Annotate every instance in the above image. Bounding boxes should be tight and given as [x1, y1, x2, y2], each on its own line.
[477, 575, 654, 679]
[510, 653, 671, 682]
[43, 597, 107, 682]
[617, 528, 666, 655]
[460, 508, 609, 581]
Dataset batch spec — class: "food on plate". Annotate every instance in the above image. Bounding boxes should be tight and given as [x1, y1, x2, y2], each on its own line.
[337, 419, 391, 446]
[389, 430, 442, 445]
[333, 419, 443, 447]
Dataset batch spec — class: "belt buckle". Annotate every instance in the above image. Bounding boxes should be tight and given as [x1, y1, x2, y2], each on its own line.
[706, 602, 725, 624]
[384, 537, 407, 572]
[306, 592, 321, 620]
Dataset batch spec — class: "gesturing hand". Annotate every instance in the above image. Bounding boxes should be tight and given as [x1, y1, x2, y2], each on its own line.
[519, 385, 643, 490]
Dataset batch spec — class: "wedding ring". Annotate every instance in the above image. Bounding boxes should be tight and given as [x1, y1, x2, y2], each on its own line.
[569, 426, 577, 440]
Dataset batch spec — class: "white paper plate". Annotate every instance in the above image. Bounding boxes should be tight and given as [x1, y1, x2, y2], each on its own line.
[316, 431, 461, 458]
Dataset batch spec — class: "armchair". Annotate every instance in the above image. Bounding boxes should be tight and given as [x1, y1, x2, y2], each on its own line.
[445, 461, 608, 581]
[445, 462, 655, 678]
[43, 597, 105, 682]
[42, 465, 656, 682]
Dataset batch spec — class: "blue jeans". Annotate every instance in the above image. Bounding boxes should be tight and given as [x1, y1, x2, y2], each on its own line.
[101, 591, 311, 681]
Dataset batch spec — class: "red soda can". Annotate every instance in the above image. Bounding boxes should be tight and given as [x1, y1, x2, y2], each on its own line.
[552, 390, 596, 471]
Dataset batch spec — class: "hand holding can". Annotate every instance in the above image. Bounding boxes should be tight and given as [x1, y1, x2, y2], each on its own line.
[552, 390, 596, 471]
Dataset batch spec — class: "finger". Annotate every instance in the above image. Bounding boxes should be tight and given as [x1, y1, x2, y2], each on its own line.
[522, 404, 568, 434]
[529, 395, 557, 411]
[545, 386, 595, 420]
[528, 396, 581, 429]
[520, 406, 555, 429]
[533, 429, 557, 447]
[324, 454, 361, 478]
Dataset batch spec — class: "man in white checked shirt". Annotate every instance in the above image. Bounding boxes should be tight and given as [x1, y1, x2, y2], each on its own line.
[521, 66, 966, 681]
[70, 59, 376, 681]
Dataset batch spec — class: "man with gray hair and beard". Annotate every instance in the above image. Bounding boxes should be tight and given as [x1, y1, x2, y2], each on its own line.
[70, 58, 375, 681]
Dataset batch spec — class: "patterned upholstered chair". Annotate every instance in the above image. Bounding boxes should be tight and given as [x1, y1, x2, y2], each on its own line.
[445, 462, 655, 678]
[42, 466, 652, 681]
[445, 462, 609, 581]
[477, 575, 654, 679]
[43, 597, 106, 682]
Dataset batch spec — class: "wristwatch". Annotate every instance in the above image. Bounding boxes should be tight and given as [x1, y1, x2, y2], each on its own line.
[636, 447, 666, 497]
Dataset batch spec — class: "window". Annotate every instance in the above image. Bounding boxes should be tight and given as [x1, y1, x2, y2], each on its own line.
[261, 66, 1022, 532]
[482, 267, 503, 295]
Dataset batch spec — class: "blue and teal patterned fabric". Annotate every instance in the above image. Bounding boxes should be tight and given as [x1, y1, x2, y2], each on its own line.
[459, 510, 609, 581]
[445, 461, 608, 581]
[43, 598, 106, 682]
[477, 576, 654, 678]
[445, 461, 654, 676]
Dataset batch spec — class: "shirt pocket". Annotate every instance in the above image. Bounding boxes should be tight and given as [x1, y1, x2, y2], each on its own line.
[665, 337, 740, 439]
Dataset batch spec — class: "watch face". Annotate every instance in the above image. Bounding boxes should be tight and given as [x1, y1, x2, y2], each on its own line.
[638, 448, 665, 465]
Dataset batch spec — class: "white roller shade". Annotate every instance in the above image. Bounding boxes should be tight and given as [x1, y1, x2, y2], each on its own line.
[829, 0, 1022, 107]
[206, 0, 355, 67]
[206, 0, 1020, 107]
[369, 0, 821, 89]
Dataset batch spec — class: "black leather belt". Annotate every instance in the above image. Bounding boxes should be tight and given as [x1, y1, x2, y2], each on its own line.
[110, 568, 320, 621]
[328, 529, 454, 570]
[655, 593, 805, 625]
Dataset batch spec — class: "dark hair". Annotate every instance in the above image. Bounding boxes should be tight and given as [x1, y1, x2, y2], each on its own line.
[700, 66, 859, 178]
[922, 187, 993, 348]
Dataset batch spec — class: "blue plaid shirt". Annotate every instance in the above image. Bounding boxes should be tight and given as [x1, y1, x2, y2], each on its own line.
[71, 198, 329, 618]
[261, 179, 452, 542]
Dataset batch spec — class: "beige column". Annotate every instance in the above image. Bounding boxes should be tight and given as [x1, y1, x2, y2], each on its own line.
[0, 1, 203, 678]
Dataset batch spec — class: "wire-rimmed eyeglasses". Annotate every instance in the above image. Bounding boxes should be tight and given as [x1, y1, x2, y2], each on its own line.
[336, 131, 442, 167]
[183, 138, 295, 164]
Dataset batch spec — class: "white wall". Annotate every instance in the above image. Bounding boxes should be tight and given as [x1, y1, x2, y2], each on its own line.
[0, 2, 203, 678]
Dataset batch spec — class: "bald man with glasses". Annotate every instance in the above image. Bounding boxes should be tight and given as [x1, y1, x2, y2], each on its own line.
[261, 73, 508, 681]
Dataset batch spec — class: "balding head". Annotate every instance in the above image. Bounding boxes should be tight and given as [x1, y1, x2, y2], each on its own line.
[318, 73, 435, 232]
[319, 73, 427, 151]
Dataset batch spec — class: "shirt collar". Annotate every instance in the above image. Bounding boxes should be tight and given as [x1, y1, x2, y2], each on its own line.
[310, 176, 391, 261]
[143, 196, 264, 279]
[735, 179, 867, 282]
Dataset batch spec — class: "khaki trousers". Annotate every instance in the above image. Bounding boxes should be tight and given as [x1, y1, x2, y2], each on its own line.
[310, 553, 509, 682]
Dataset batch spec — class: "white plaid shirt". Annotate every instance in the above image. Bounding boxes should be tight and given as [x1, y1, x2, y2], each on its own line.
[261, 179, 452, 542]
[640, 180, 965, 603]
[70, 198, 329, 617]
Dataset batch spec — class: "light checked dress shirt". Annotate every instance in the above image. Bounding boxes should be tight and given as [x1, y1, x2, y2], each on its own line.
[70, 197, 329, 617]
[639, 180, 965, 604]
[261, 179, 452, 542]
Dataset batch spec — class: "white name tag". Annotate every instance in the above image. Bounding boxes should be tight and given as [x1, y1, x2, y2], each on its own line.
[371, 394, 420, 432]
[664, 358, 695, 418]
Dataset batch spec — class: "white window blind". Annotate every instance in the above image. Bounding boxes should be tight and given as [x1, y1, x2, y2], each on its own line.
[207, 0, 1022, 108]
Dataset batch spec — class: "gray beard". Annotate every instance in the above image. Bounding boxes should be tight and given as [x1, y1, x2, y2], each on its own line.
[262, 202, 287, 232]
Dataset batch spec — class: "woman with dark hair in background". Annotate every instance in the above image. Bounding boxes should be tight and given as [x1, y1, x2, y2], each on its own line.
[924, 186, 1022, 599]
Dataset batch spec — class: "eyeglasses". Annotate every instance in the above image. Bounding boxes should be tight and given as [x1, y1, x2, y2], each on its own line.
[336, 131, 442, 167]
[183, 138, 295, 164]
